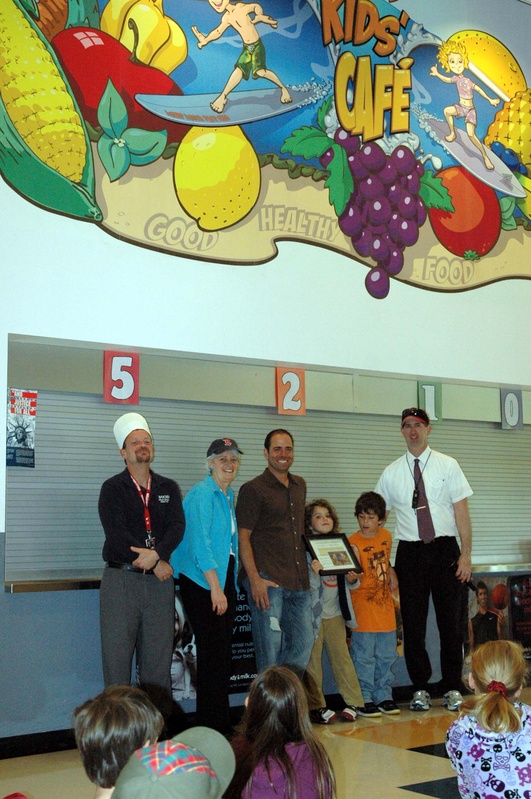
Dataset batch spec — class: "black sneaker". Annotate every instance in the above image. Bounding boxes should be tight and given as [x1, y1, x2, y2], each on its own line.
[356, 702, 381, 718]
[310, 707, 338, 724]
[377, 700, 401, 715]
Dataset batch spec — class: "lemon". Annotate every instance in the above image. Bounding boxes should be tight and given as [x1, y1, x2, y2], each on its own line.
[173, 125, 260, 231]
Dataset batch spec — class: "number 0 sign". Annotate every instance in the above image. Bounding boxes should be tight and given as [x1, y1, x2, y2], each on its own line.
[103, 351, 140, 404]
[275, 368, 306, 416]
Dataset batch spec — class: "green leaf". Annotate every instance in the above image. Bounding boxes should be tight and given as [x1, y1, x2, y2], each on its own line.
[324, 145, 353, 216]
[85, 121, 103, 143]
[281, 126, 332, 160]
[66, 0, 100, 27]
[501, 215, 517, 231]
[98, 136, 131, 182]
[316, 96, 334, 133]
[280, 126, 354, 215]
[419, 170, 454, 213]
[124, 128, 167, 164]
[515, 198, 530, 219]
[499, 195, 516, 221]
[18, 0, 39, 19]
[98, 80, 128, 140]
[463, 250, 480, 261]
[500, 196, 517, 228]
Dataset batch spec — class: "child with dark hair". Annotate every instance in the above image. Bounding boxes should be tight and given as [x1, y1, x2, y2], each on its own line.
[225, 665, 336, 799]
[348, 491, 399, 718]
[304, 498, 363, 724]
[446, 639, 531, 799]
[73, 685, 164, 798]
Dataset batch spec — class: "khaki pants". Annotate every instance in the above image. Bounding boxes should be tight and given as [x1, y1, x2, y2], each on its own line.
[305, 615, 363, 709]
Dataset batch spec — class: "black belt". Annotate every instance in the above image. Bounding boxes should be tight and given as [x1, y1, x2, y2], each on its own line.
[107, 561, 155, 575]
[399, 536, 454, 545]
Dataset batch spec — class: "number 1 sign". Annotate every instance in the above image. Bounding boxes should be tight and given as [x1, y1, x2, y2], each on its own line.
[275, 367, 306, 416]
[103, 351, 140, 404]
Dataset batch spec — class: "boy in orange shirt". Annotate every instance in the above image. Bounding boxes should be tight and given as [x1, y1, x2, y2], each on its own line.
[348, 491, 400, 717]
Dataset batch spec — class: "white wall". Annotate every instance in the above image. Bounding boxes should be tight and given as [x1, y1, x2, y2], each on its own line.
[3, 177, 531, 374]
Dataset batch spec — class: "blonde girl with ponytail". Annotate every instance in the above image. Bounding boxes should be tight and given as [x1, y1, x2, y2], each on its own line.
[446, 640, 531, 799]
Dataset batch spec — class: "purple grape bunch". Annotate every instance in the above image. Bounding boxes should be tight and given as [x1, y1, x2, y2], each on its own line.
[334, 130, 426, 299]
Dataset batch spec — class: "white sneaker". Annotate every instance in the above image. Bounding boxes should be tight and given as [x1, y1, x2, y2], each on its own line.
[409, 690, 431, 711]
[443, 690, 463, 711]
[340, 705, 357, 722]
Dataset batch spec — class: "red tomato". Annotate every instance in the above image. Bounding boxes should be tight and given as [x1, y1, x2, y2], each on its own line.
[428, 166, 501, 257]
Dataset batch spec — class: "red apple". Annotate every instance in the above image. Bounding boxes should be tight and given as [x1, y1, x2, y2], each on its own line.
[52, 27, 187, 143]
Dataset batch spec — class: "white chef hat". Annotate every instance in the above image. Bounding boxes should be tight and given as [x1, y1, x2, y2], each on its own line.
[113, 412, 152, 449]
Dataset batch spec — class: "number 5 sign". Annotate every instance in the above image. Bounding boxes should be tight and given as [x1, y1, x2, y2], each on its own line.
[103, 351, 140, 404]
[275, 368, 306, 416]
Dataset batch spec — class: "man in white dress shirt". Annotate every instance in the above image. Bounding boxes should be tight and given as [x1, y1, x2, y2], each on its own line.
[375, 408, 473, 712]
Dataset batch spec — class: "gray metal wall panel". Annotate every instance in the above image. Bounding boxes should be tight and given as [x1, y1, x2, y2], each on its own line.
[5, 392, 531, 582]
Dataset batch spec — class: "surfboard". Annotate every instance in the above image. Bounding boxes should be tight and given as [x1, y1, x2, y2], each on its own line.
[135, 86, 315, 128]
[424, 117, 526, 199]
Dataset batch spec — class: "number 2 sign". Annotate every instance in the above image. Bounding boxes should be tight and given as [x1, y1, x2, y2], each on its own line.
[103, 351, 140, 404]
[275, 367, 306, 416]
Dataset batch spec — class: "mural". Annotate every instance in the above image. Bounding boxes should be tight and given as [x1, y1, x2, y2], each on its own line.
[0, 0, 529, 298]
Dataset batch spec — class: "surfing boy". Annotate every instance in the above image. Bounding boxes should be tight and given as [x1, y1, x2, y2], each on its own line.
[192, 1, 292, 113]
[430, 39, 500, 170]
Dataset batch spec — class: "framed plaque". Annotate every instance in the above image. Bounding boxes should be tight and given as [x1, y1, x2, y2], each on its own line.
[304, 533, 363, 576]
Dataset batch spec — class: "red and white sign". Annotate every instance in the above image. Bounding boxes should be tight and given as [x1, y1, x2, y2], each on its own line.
[103, 351, 140, 404]
[8, 388, 37, 416]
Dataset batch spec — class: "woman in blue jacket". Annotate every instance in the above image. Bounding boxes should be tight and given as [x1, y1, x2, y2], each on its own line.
[171, 437, 242, 734]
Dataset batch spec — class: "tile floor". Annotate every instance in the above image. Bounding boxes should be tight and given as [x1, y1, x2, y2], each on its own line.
[4, 691, 530, 799]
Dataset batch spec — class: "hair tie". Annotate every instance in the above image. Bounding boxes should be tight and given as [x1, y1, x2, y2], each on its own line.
[487, 680, 508, 699]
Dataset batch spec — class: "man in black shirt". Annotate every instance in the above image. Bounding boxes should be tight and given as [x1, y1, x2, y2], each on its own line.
[98, 412, 185, 718]
[469, 580, 502, 650]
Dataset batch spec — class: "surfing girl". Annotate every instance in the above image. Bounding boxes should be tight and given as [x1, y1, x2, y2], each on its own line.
[430, 39, 500, 170]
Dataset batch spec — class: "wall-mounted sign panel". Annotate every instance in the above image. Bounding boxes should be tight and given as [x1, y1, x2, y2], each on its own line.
[500, 389, 523, 429]
[417, 382, 442, 423]
[275, 368, 306, 416]
[103, 352, 140, 405]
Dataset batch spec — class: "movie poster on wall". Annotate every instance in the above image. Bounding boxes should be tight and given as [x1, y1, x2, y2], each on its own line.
[466, 575, 531, 662]
[6, 388, 37, 468]
[466, 576, 510, 656]
[1, 0, 529, 300]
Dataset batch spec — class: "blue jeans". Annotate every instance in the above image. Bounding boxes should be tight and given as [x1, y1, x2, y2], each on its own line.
[350, 630, 397, 705]
[243, 575, 313, 674]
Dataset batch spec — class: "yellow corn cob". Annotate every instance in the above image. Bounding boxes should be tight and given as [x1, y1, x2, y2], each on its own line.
[0, 0, 87, 182]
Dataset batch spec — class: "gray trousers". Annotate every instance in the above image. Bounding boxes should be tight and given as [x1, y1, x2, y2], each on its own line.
[100, 566, 175, 717]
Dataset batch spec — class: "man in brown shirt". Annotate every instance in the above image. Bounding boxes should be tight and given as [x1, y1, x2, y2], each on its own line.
[236, 429, 313, 673]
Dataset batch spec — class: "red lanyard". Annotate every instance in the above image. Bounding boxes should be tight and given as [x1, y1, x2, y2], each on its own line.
[129, 472, 156, 549]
